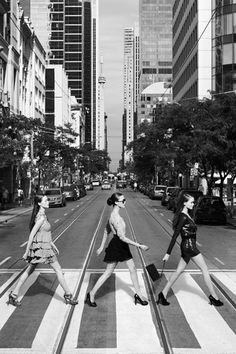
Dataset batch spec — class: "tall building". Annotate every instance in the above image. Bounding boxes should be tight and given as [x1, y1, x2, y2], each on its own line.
[172, 1, 212, 101]
[138, 0, 172, 122]
[21, 0, 99, 147]
[212, 0, 236, 94]
[97, 56, 106, 150]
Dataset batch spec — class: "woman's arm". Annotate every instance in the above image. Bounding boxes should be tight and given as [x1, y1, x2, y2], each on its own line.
[163, 214, 187, 260]
[23, 217, 44, 258]
[96, 221, 111, 255]
[111, 218, 148, 250]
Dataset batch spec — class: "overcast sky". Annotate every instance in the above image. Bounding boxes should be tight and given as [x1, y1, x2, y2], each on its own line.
[99, 0, 139, 171]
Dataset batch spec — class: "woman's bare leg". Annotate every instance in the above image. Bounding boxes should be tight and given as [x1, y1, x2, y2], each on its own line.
[89, 262, 117, 302]
[162, 258, 187, 298]
[50, 260, 71, 294]
[192, 253, 218, 298]
[13, 263, 37, 296]
[126, 259, 145, 299]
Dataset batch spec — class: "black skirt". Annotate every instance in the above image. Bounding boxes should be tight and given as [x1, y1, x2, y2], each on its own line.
[104, 235, 133, 263]
[181, 238, 200, 264]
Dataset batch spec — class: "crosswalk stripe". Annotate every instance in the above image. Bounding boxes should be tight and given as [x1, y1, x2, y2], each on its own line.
[116, 271, 161, 353]
[172, 273, 236, 352]
[32, 272, 79, 351]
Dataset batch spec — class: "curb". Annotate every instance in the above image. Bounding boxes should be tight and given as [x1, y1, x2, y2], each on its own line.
[0, 207, 33, 224]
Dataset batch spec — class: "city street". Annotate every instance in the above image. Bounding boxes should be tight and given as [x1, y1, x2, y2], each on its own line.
[0, 187, 236, 353]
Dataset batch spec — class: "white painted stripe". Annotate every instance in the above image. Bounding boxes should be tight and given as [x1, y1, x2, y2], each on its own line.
[64, 213, 68, 216]
[213, 271, 236, 295]
[160, 213, 164, 216]
[76, 205, 80, 208]
[71, 208, 75, 211]
[116, 271, 161, 352]
[0, 272, 19, 294]
[0, 271, 39, 331]
[196, 241, 202, 247]
[154, 208, 157, 211]
[172, 273, 236, 352]
[62, 272, 90, 349]
[168, 219, 172, 223]
[0, 257, 11, 266]
[214, 257, 225, 266]
[54, 219, 60, 224]
[20, 241, 27, 247]
[32, 272, 80, 350]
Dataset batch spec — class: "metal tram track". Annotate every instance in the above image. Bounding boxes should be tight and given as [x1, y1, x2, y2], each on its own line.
[0, 192, 101, 299]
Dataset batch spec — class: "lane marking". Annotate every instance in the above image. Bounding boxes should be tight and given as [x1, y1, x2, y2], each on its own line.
[160, 213, 164, 217]
[20, 241, 27, 247]
[71, 208, 75, 211]
[54, 219, 60, 224]
[64, 213, 68, 216]
[214, 257, 225, 266]
[196, 241, 202, 247]
[168, 219, 172, 223]
[0, 257, 11, 266]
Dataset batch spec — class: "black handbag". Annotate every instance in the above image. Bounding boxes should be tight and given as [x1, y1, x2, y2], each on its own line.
[146, 261, 165, 282]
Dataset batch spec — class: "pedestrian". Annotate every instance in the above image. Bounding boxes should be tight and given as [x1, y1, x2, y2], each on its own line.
[17, 186, 24, 206]
[8, 195, 78, 307]
[2, 187, 9, 209]
[157, 193, 223, 307]
[85, 192, 149, 307]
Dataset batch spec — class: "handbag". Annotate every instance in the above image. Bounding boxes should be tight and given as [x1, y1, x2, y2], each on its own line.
[146, 261, 165, 282]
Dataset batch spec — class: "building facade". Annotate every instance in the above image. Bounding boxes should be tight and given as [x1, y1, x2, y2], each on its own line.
[97, 56, 106, 150]
[138, 0, 172, 122]
[172, 0, 212, 101]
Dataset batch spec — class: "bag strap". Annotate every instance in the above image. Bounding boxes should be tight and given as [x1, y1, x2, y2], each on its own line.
[160, 261, 166, 277]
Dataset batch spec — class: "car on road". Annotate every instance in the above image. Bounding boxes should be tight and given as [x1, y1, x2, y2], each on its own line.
[116, 180, 126, 188]
[85, 181, 94, 190]
[193, 195, 227, 225]
[76, 182, 87, 197]
[101, 180, 112, 190]
[161, 186, 178, 206]
[149, 185, 167, 200]
[91, 180, 100, 187]
[62, 185, 79, 201]
[44, 188, 66, 207]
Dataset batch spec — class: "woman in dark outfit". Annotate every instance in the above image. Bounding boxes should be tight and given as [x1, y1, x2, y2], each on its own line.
[157, 193, 223, 307]
[85, 192, 149, 307]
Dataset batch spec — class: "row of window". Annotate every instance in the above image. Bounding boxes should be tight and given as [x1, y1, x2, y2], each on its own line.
[173, 53, 198, 97]
[173, 0, 197, 37]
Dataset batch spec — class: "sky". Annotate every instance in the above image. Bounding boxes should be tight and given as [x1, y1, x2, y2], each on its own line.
[99, 0, 139, 171]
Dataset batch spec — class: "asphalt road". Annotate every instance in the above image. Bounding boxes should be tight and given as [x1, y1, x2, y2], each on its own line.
[0, 187, 236, 354]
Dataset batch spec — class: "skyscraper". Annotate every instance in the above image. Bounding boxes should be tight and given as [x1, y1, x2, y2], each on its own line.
[97, 57, 106, 150]
[138, 0, 172, 122]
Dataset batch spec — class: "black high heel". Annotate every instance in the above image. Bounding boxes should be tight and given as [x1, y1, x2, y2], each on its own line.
[64, 293, 78, 305]
[209, 295, 223, 307]
[7, 292, 21, 307]
[134, 294, 148, 306]
[157, 292, 170, 306]
[85, 292, 97, 307]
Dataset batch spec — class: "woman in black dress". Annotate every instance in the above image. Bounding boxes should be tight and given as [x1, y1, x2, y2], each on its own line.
[157, 193, 223, 307]
[85, 192, 149, 307]
[8, 195, 78, 307]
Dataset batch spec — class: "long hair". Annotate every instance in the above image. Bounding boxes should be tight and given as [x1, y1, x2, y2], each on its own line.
[29, 195, 43, 231]
[172, 193, 193, 229]
[107, 192, 123, 206]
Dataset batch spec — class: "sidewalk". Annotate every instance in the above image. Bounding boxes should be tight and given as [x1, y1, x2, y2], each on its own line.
[0, 200, 33, 224]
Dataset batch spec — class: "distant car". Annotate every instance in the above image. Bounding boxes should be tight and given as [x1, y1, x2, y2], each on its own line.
[101, 180, 112, 190]
[63, 185, 78, 201]
[193, 196, 227, 225]
[76, 182, 87, 197]
[91, 180, 100, 187]
[149, 185, 167, 200]
[44, 188, 66, 207]
[161, 186, 178, 206]
[116, 180, 126, 188]
[85, 182, 94, 190]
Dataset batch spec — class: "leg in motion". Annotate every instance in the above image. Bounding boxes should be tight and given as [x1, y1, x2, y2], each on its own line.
[126, 259, 148, 305]
[86, 262, 117, 306]
[50, 260, 78, 305]
[192, 254, 223, 306]
[158, 258, 187, 306]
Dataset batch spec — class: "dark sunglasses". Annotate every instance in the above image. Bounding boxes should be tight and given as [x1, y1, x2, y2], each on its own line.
[118, 199, 126, 204]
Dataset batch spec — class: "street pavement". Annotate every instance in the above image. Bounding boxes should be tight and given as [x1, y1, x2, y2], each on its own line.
[0, 201, 32, 225]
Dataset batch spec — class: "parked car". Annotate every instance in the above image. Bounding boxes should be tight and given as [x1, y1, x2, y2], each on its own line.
[62, 185, 78, 201]
[85, 181, 94, 190]
[193, 196, 227, 224]
[91, 180, 100, 187]
[171, 188, 203, 212]
[161, 186, 178, 206]
[76, 182, 87, 197]
[44, 188, 66, 207]
[166, 187, 180, 210]
[101, 180, 112, 190]
[149, 185, 167, 200]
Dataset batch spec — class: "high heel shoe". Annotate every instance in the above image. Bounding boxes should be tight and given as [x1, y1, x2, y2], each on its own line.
[85, 292, 97, 307]
[209, 295, 223, 307]
[157, 292, 170, 306]
[134, 294, 148, 306]
[7, 292, 21, 307]
[64, 293, 78, 305]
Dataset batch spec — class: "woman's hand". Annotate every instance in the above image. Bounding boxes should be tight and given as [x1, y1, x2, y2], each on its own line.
[96, 247, 103, 256]
[22, 251, 28, 260]
[163, 254, 170, 262]
[139, 244, 149, 251]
